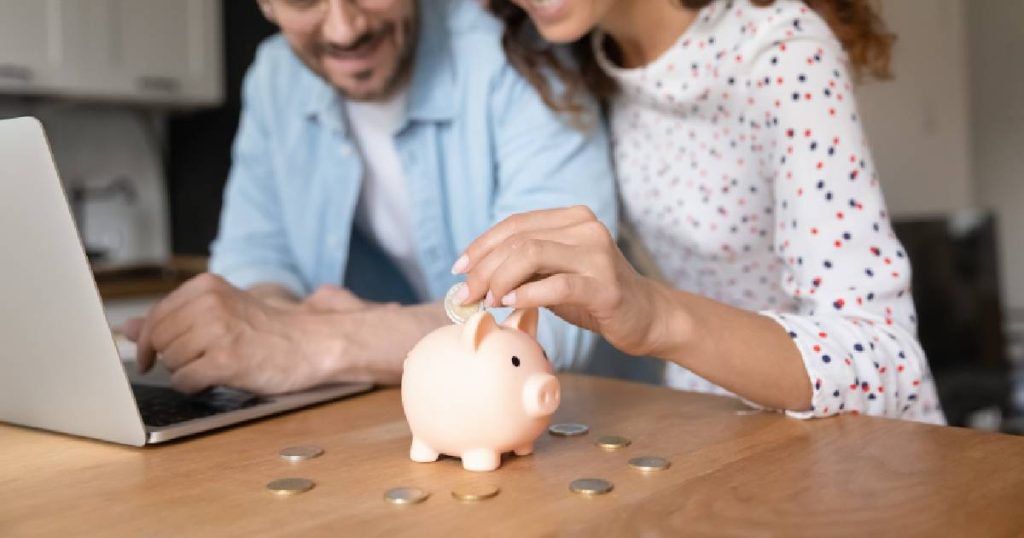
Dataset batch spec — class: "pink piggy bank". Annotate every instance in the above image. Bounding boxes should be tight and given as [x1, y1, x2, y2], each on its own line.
[401, 308, 561, 471]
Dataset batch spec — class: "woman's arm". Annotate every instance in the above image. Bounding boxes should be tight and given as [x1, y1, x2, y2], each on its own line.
[453, 206, 812, 411]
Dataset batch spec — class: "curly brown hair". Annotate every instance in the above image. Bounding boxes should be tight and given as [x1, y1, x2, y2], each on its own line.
[489, 0, 896, 115]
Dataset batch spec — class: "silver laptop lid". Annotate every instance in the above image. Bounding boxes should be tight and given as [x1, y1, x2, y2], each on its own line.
[0, 117, 146, 446]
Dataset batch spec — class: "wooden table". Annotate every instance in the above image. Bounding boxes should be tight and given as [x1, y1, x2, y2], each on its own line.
[2, 374, 1024, 537]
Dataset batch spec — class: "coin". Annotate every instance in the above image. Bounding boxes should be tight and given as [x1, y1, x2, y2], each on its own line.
[569, 478, 613, 496]
[444, 282, 484, 325]
[595, 435, 631, 450]
[266, 477, 315, 495]
[628, 456, 672, 472]
[548, 423, 590, 437]
[451, 483, 500, 502]
[279, 445, 324, 462]
[384, 487, 430, 505]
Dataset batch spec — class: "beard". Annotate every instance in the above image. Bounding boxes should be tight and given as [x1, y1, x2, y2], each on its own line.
[317, 9, 419, 102]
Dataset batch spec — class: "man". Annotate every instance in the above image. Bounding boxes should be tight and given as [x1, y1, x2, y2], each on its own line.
[124, 0, 616, 395]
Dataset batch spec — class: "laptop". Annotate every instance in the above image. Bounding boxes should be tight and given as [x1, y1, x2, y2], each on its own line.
[0, 117, 373, 446]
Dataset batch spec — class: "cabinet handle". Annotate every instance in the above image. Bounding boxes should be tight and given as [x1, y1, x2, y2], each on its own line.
[137, 75, 181, 94]
[0, 64, 33, 83]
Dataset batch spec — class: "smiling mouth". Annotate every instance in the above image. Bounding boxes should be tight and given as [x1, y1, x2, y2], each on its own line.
[321, 26, 390, 62]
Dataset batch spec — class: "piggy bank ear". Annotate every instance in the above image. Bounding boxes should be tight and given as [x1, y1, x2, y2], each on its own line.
[502, 308, 539, 339]
[461, 310, 499, 352]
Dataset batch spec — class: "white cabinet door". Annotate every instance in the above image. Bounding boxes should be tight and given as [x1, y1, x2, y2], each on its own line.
[0, 0, 58, 92]
[0, 0, 223, 106]
[110, 0, 223, 105]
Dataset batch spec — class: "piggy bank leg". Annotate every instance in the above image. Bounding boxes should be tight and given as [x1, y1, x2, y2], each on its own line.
[461, 449, 500, 472]
[513, 444, 534, 456]
[409, 437, 439, 463]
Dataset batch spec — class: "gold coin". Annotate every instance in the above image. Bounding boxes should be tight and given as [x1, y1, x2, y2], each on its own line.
[279, 445, 324, 462]
[444, 282, 484, 324]
[595, 435, 631, 450]
[266, 477, 315, 495]
[384, 487, 430, 505]
[451, 483, 500, 502]
[569, 478, 613, 496]
[548, 423, 590, 437]
[628, 456, 672, 472]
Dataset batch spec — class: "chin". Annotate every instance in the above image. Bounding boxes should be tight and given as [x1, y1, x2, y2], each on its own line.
[532, 20, 592, 44]
[515, 0, 598, 44]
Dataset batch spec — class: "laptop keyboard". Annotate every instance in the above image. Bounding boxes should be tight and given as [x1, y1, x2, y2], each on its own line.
[131, 384, 266, 428]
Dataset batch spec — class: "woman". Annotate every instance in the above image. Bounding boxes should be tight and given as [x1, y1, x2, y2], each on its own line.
[453, 0, 944, 422]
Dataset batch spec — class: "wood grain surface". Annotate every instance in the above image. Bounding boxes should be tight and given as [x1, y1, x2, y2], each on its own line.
[1, 374, 1023, 537]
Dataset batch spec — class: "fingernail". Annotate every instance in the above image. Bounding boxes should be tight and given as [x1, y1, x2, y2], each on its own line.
[485, 290, 495, 307]
[453, 285, 470, 305]
[451, 255, 469, 275]
[501, 291, 517, 307]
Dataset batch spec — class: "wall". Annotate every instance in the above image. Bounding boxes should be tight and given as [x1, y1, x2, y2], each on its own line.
[0, 99, 171, 265]
[966, 1, 1024, 311]
[855, 0, 975, 216]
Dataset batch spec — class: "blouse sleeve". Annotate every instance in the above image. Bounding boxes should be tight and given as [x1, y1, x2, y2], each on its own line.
[741, 7, 943, 423]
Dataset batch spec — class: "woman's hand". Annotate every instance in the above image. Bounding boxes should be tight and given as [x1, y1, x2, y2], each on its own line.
[452, 206, 684, 357]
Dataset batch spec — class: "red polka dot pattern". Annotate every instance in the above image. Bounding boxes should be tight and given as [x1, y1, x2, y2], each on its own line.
[594, 0, 944, 424]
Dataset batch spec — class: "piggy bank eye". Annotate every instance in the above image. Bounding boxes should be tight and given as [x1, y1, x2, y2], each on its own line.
[511, 356, 521, 367]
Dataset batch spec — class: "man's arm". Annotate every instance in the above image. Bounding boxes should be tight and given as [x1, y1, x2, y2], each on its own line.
[208, 47, 307, 298]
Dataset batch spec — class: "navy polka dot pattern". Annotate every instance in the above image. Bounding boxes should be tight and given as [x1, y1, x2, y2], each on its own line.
[594, 0, 944, 424]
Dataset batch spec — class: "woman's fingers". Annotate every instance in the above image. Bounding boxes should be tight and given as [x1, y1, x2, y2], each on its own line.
[501, 273, 602, 312]
[461, 220, 603, 305]
[483, 240, 595, 305]
[452, 206, 599, 275]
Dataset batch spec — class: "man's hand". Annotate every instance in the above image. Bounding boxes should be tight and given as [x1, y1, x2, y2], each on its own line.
[122, 273, 340, 395]
[121, 274, 447, 395]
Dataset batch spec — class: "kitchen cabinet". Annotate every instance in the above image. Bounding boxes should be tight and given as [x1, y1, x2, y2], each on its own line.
[0, 0, 223, 106]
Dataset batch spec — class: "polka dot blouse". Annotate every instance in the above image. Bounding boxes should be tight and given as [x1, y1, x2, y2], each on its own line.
[594, 0, 945, 424]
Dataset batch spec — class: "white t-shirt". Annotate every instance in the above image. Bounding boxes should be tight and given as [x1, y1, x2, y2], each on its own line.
[596, 0, 943, 424]
[345, 89, 430, 300]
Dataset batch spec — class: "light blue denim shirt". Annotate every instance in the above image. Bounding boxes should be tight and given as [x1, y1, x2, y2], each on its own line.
[209, 0, 618, 370]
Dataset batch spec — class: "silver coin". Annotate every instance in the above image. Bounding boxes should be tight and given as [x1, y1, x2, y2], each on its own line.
[548, 423, 590, 437]
[628, 456, 672, 472]
[595, 435, 631, 450]
[569, 478, 613, 496]
[451, 484, 500, 502]
[444, 282, 484, 324]
[384, 486, 430, 505]
[279, 445, 324, 462]
[266, 477, 315, 495]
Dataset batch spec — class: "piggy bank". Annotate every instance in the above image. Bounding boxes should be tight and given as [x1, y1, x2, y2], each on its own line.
[401, 308, 561, 471]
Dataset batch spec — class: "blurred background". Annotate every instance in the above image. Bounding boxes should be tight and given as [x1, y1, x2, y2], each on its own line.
[0, 0, 1021, 431]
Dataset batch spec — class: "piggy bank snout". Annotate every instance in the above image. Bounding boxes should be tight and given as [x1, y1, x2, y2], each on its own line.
[522, 373, 560, 418]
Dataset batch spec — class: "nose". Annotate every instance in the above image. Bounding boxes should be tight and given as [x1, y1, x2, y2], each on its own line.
[322, 0, 369, 46]
[522, 373, 561, 418]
